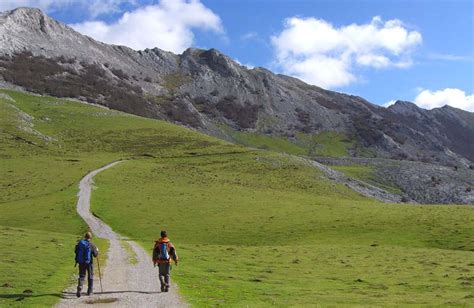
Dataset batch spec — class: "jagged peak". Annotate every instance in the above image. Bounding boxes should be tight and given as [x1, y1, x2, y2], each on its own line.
[431, 104, 474, 115]
[392, 100, 415, 106]
[181, 47, 205, 57]
[207, 47, 220, 54]
[1, 6, 65, 34]
[253, 67, 273, 73]
[181, 48, 237, 64]
[182, 47, 240, 69]
[141, 47, 176, 57]
[2, 6, 49, 22]
[388, 100, 422, 112]
[4, 6, 44, 15]
[199, 48, 226, 58]
[439, 104, 463, 112]
[389, 101, 472, 114]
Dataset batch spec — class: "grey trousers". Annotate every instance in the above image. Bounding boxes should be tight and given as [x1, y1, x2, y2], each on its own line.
[158, 263, 171, 287]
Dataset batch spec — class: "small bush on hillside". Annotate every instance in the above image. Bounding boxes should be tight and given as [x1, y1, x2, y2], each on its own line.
[110, 68, 129, 80]
[295, 108, 313, 133]
[160, 98, 202, 128]
[192, 96, 218, 116]
[352, 113, 384, 146]
[216, 96, 260, 129]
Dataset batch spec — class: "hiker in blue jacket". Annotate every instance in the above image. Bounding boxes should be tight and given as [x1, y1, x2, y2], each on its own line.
[75, 232, 99, 297]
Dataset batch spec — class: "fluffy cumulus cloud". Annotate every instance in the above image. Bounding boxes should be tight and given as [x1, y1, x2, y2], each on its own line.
[271, 16, 422, 89]
[0, 0, 135, 18]
[70, 0, 223, 53]
[414, 88, 474, 112]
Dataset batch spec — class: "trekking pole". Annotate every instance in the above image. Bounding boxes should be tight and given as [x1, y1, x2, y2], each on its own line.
[96, 257, 104, 294]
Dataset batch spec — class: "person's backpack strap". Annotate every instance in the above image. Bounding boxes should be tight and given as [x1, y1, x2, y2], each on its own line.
[83, 240, 89, 263]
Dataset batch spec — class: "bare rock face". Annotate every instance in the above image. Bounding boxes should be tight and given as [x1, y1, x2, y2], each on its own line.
[0, 7, 473, 175]
[316, 157, 474, 205]
[0, 7, 177, 77]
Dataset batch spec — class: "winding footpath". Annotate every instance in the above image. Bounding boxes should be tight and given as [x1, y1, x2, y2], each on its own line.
[57, 161, 186, 307]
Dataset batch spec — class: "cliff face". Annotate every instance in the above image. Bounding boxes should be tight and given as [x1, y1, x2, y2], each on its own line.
[1, 7, 473, 167]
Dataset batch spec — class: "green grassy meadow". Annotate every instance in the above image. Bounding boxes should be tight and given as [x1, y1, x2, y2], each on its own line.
[0, 88, 230, 306]
[1, 89, 473, 306]
[226, 128, 355, 158]
[91, 155, 474, 306]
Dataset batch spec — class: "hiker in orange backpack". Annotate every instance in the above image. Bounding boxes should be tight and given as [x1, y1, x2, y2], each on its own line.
[152, 230, 178, 292]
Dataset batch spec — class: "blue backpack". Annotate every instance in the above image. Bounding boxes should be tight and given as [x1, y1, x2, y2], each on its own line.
[159, 242, 170, 260]
[75, 240, 92, 264]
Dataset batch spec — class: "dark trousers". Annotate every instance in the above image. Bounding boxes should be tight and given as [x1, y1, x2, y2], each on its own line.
[158, 263, 171, 288]
[77, 263, 94, 292]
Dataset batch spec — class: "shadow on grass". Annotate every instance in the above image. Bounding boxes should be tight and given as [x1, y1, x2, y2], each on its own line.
[0, 293, 63, 301]
[0, 290, 160, 301]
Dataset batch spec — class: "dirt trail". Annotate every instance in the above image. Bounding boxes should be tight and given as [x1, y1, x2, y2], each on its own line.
[57, 161, 186, 307]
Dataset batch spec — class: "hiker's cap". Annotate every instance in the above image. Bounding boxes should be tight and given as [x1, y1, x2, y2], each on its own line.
[85, 231, 93, 239]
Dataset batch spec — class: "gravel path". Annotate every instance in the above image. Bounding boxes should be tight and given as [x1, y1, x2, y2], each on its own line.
[57, 161, 186, 307]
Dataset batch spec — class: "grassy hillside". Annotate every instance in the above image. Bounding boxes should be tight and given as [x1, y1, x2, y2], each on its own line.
[91, 154, 474, 306]
[225, 128, 356, 158]
[0, 89, 231, 306]
[331, 165, 403, 195]
[1, 89, 473, 306]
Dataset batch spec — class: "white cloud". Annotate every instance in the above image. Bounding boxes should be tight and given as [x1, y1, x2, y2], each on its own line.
[241, 32, 259, 41]
[87, 0, 137, 18]
[234, 58, 254, 69]
[427, 53, 469, 61]
[0, 0, 135, 18]
[384, 99, 397, 107]
[414, 88, 474, 112]
[271, 16, 422, 89]
[285, 54, 356, 88]
[71, 0, 223, 53]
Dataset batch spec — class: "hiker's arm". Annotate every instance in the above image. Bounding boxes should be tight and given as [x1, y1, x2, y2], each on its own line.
[90, 242, 99, 257]
[152, 243, 157, 266]
[170, 244, 178, 264]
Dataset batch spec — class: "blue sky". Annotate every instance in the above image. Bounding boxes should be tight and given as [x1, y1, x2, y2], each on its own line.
[1, 0, 473, 111]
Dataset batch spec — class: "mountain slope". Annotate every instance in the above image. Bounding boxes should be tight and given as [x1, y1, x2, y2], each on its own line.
[0, 7, 473, 169]
[2, 89, 473, 306]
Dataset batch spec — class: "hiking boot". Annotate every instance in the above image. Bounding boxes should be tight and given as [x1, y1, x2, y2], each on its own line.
[165, 285, 169, 292]
[76, 287, 82, 298]
[87, 290, 93, 296]
[161, 285, 165, 292]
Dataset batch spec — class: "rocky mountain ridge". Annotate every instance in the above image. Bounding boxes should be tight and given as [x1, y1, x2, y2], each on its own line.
[1, 7, 473, 171]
